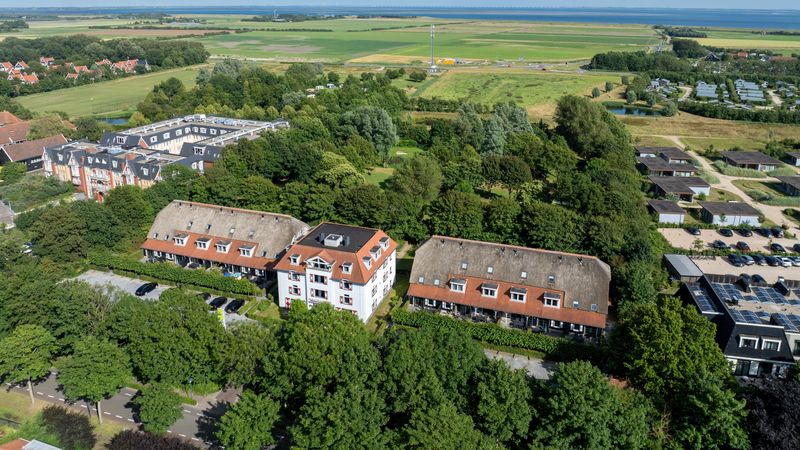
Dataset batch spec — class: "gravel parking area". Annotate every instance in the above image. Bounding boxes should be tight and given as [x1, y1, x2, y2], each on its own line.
[659, 228, 800, 254]
[76, 270, 170, 300]
[691, 257, 800, 284]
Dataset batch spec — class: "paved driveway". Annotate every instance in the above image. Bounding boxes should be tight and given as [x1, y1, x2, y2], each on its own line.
[76, 270, 170, 300]
[484, 349, 554, 379]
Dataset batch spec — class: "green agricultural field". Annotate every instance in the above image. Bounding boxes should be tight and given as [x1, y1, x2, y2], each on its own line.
[417, 70, 615, 112]
[16, 65, 204, 118]
[696, 29, 800, 52]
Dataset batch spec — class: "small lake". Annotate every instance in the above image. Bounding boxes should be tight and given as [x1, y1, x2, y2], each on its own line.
[606, 107, 660, 116]
[99, 118, 129, 125]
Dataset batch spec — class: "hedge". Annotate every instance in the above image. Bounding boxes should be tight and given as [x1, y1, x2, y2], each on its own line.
[89, 253, 260, 296]
[391, 308, 600, 362]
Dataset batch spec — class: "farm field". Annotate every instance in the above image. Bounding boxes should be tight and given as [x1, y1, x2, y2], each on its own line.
[416, 69, 616, 116]
[16, 65, 204, 118]
[696, 29, 800, 52]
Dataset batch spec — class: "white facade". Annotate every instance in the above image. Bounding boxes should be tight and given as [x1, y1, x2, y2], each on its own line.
[277, 249, 396, 322]
[708, 214, 760, 226]
[657, 213, 685, 225]
[690, 185, 711, 197]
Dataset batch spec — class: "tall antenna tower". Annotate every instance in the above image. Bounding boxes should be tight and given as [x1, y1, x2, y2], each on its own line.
[429, 24, 437, 73]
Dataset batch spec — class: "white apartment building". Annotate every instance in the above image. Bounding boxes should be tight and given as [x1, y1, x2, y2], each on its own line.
[274, 223, 397, 322]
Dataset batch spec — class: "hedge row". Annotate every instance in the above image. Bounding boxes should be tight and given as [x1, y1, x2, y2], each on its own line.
[391, 308, 599, 361]
[89, 253, 260, 296]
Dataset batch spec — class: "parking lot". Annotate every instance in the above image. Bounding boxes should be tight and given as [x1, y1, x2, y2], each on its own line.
[75, 270, 256, 323]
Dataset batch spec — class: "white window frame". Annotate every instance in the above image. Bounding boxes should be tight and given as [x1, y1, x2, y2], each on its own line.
[174, 237, 186, 246]
[163, 132, 170, 139]
[196, 240, 209, 250]
[150, 136, 157, 143]
[290, 255, 299, 265]
[342, 263, 352, 274]
[762, 339, 781, 351]
[450, 282, 465, 293]
[115, 136, 125, 144]
[239, 247, 252, 257]
[481, 287, 497, 298]
[739, 336, 759, 349]
[312, 274, 327, 285]
[544, 296, 560, 308]
[487, 266, 493, 274]
[570, 324, 585, 333]
[550, 320, 563, 329]
[510, 291, 526, 302]
[424, 298, 436, 307]
[215, 243, 230, 253]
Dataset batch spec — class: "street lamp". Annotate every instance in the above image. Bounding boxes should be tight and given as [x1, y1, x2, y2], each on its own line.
[188, 376, 193, 400]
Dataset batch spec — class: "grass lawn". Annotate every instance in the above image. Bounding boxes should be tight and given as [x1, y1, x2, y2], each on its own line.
[16, 65, 205, 119]
[365, 167, 395, 186]
[706, 188, 743, 202]
[0, 175, 73, 212]
[418, 69, 615, 115]
[696, 29, 800, 53]
[733, 179, 800, 207]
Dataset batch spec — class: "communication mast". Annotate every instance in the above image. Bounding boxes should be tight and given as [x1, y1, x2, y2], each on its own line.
[429, 24, 437, 73]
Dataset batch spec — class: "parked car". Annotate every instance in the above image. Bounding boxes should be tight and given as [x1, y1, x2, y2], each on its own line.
[771, 243, 787, 253]
[728, 254, 745, 267]
[737, 227, 753, 237]
[739, 273, 753, 285]
[197, 293, 211, 301]
[752, 274, 767, 284]
[187, 262, 201, 270]
[736, 241, 751, 252]
[772, 228, 785, 238]
[791, 256, 800, 267]
[685, 227, 701, 236]
[712, 240, 729, 250]
[135, 282, 157, 296]
[741, 255, 755, 265]
[756, 228, 773, 238]
[209, 296, 227, 310]
[719, 228, 734, 237]
[765, 256, 781, 267]
[780, 257, 793, 268]
[752, 254, 766, 266]
[225, 299, 245, 314]
[794, 243, 800, 253]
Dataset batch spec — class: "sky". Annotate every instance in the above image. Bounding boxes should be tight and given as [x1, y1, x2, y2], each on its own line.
[0, 1, 797, 10]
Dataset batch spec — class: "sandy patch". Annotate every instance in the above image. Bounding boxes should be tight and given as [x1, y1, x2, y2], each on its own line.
[348, 54, 427, 64]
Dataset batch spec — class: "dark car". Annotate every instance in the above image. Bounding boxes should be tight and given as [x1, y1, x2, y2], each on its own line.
[766, 255, 781, 267]
[685, 227, 701, 236]
[736, 241, 751, 252]
[737, 227, 753, 237]
[756, 228, 773, 238]
[135, 282, 157, 296]
[719, 228, 734, 237]
[225, 299, 245, 314]
[794, 243, 800, 253]
[752, 274, 767, 284]
[752, 254, 766, 265]
[739, 273, 753, 285]
[712, 240, 729, 250]
[772, 228, 785, 238]
[728, 254, 744, 267]
[209, 296, 227, 310]
[771, 243, 787, 253]
[197, 292, 211, 301]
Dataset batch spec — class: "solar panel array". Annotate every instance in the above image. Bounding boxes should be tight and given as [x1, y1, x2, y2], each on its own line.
[776, 313, 800, 333]
[693, 289, 718, 313]
[712, 283, 744, 302]
[752, 286, 793, 305]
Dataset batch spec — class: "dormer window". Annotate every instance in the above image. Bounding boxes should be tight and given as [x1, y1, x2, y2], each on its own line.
[433, 279, 440, 286]
[239, 246, 254, 257]
[481, 283, 498, 298]
[342, 262, 352, 274]
[572, 301, 580, 308]
[173, 234, 188, 246]
[290, 254, 300, 265]
[142, 168, 148, 176]
[194, 146, 204, 155]
[521, 271, 527, 279]
[309, 257, 331, 271]
[196, 238, 210, 250]
[115, 136, 125, 144]
[379, 236, 390, 250]
[544, 292, 561, 308]
[363, 256, 372, 269]
[150, 136, 156, 143]
[215, 241, 231, 253]
[487, 266, 493, 274]
[450, 278, 466, 292]
[510, 287, 527, 302]
[162, 132, 170, 139]
[370, 246, 381, 259]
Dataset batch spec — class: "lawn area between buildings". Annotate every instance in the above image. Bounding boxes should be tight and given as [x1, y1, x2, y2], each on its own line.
[16, 65, 205, 119]
[733, 179, 800, 207]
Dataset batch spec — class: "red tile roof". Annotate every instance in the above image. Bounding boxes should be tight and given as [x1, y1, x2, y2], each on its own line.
[0, 111, 22, 126]
[0, 438, 29, 450]
[141, 231, 274, 270]
[0, 121, 30, 144]
[407, 276, 607, 329]
[0, 134, 68, 162]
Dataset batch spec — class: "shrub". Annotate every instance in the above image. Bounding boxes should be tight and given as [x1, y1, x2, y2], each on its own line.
[711, 161, 766, 178]
[105, 430, 197, 450]
[41, 405, 96, 450]
[89, 252, 260, 296]
[390, 308, 599, 362]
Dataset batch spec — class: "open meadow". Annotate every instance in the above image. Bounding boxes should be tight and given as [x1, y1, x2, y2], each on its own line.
[696, 29, 800, 53]
[16, 65, 204, 118]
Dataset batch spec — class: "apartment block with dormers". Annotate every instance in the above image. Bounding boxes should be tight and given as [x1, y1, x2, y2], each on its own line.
[273, 223, 397, 322]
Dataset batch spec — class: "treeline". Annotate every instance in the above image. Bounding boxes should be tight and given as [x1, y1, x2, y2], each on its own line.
[0, 19, 27, 32]
[589, 50, 693, 72]
[661, 26, 707, 38]
[680, 101, 800, 124]
[672, 38, 709, 58]
[243, 14, 340, 22]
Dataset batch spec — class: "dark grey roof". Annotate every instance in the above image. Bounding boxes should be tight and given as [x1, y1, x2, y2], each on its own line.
[721, 151, 781, 166]
[637, 157, 698, 173]
[785, 151, 800, 160]
[716, 316, 794, 363]
[775, 176, 800, 191]
[299, 223, 381, 253]
[699, 201, 761, 217]
[636, 146, 691, 160]
[647, 199, 685, 215]
[649, 176, 709, 194]
[664, 254, 703, 278]
[410, 236, 611, 314]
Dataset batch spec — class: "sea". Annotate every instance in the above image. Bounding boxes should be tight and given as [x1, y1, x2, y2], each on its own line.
[3, 6, 800, 30]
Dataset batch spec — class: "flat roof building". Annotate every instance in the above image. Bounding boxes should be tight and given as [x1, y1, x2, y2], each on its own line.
[721, 151, 781, 172]
[647, 199, 686, 224]
[637, 157, 698, 177]
[649, 176, 710, 201]
[663, 254, 703, 282]
[774, 176, 800, 196]
[698, 201, 761, 226]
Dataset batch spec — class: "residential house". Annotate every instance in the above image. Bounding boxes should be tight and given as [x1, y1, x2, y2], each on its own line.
[637, 157, 698, 177]
[7, 71, 38, 85]
[647, 199, 686, 224]
[407, 236, 611, 338]
[13, 61, 28, 71]
[142, 200, 309, 282]
[0, 438, 61, 450]
[0, 62, 12, 73]
[0, 111, 28, 145]
[94, 59, 112, 67]
[699, 201, 761, 226]
[775, 176, 800, 196]
[682, 275, 799, 377]
[111, 58, 149, 74]
[785, 151, 800, 167]
[663, 254, 703, 283]
[721, 151, 781, 172]
[648, 176, 710, 201]
[39, 57, 55, 67]
[274, 223, 397, 322]
[0, 134, 68, 171]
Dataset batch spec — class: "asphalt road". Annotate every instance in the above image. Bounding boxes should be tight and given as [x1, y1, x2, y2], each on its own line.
[8, 372, 226, 448]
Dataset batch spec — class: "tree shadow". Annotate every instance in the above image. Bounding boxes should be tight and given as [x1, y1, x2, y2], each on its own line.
[195, 400, 229, 443]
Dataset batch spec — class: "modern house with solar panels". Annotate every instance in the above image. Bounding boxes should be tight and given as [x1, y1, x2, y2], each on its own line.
[682, 275, 799, 378]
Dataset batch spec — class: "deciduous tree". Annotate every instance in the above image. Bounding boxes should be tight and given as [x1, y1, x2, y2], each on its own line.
[216, 390, 280, 450]
[0, 325, 56, 404]
[135, 383, 183, 435]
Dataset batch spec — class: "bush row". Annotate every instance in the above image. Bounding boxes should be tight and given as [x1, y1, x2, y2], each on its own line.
[89, 253, 260, 296]
[390, 308, 599, 361]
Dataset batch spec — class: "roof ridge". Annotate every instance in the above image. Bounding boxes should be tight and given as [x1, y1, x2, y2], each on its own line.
[168, 199, 300, 221]
[428, 235, 601, 262]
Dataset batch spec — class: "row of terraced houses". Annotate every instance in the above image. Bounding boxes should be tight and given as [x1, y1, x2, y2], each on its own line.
[0, 56, 150, 84]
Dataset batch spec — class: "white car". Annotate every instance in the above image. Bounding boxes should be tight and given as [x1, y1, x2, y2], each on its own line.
[791, 257, 800, 267]
[780, 257, 793, 267]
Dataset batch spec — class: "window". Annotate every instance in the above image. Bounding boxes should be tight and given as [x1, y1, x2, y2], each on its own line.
[510, 291, 526, 302]
[200, 127, 207, 133]
[590, 304, 598, 312]
[309, 258, 331, 271]
[176, 129, 182, 136]
[481, 286, 497, 298]
[550, 320, 563, 329]
[441, 302, 453, 310]
[762, 339, 781, 351]
[461, 262, 468, 270]
[342, 263, 352, 274]
[418, 276, 425, 283]
[289, 271, 300, 282]
[341, 280, 352, 291]
[312, 274, 327, 285]
[341, 295, 353, 305]
[115, 136, 125, 144]
[142, 168, 149, 176]
[311, 289, 327, 300]
[433, 279, 440, 286]
[194, 146, 204, 155]
[740, 336, 758, 349]
[572, 301, 580, 308]
[215, 243, 230, 253]
[162, 132, 170, 139]
[239, 247, 252, 257]
[112, 161, 117, 168]
[196, 240, 209, 250]
[174, 237, 186, 246]
[372, 285, 378, 297]
[544, 294, 560, 308]
[487, 266, 493, 274]
[192, 127, 198, 132]
[424, 299, 436, 307]
[150, 136, 157, 143]
[450, 282, 465, 293]
[289, 286, 301, 296]
[570, 324, 584, 333]
[290, 255, 299, 265]
[211, 129, 217, 135]
[794, 341, 800, 357]
[547, 275, 556, 283]
[521, 271, 527, 279]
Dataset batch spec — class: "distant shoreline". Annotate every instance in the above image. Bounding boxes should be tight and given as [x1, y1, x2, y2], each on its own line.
[2, 6, 800, 29]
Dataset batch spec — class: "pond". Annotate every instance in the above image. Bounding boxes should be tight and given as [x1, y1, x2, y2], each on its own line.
[98, 117, 129, 125]
[606, 106, 660, 116]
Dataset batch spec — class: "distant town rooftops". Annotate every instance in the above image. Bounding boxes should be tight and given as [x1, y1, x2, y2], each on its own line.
[698, 201, 761, 217]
